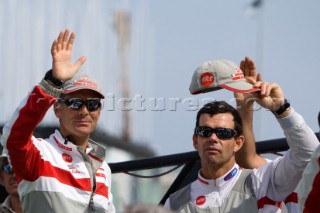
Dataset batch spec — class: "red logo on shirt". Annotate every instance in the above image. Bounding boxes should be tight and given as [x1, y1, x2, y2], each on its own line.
[196, 196, 206, 206]
[200, 72, 214, 87]
[62, 153, 73, 163]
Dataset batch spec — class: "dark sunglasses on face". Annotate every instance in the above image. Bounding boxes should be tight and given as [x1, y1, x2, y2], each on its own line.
[59, 98, 102, 112]
[2, 162, 14, 174]
[195, 126, 237, 139]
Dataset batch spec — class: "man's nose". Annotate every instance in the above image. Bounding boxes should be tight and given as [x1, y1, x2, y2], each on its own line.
[79, 104, 90, 115]
[208, 132, 219, 142]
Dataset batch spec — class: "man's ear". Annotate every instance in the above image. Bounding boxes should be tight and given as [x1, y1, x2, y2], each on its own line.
[234, 135, 245, 153]
[54, 102, 62, 118]
[193, 134, 198, 150]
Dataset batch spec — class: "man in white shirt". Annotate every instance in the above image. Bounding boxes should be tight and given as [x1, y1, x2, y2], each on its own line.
[164, 59, 319, 212]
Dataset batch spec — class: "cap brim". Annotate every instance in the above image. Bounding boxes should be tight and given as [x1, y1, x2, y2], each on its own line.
[221, 81, 260, 93]
[190, 86, 223, 95]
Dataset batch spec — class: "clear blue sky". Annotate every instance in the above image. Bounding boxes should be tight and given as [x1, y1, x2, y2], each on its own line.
[0, 0, 319, 156]
[149, 0, 320, 155]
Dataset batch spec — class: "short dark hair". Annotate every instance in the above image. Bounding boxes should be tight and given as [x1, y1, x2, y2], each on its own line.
[195, 101, 243, 136]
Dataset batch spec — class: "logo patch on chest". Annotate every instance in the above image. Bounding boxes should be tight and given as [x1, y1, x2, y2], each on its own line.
[196, 195, 206, 206]
[62, 153, 73, 163]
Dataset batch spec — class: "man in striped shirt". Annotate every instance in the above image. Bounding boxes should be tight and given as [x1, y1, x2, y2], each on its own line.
[1, 29, 115, 213]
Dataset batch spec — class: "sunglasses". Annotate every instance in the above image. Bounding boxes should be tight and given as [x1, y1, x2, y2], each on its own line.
[195, 126, 237, 139]
[2, 162, 14, 174]
[59, 98, 102, 112]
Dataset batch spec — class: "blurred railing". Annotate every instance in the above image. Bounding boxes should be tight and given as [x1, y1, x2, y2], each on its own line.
[108, 135, 315, 205]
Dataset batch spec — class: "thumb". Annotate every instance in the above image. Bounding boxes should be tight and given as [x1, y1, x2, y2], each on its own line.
[257, 72, 263, 82]
[74, 56, 87, 71]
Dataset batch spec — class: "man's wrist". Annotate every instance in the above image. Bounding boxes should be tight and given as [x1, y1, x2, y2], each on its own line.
[39, 78, 62, 97]
[272, 99, 291, 118]
[44, 69, 63, 88]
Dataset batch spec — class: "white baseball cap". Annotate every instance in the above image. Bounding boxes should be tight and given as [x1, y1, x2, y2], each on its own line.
[189, 59, 259, 94]
[62, 73, 105, 98]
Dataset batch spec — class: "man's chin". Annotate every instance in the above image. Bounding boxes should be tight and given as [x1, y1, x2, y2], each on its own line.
[73, 128, 94, 136]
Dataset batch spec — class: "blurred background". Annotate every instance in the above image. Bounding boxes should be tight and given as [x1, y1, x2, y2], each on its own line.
[0, 0, 319, 211]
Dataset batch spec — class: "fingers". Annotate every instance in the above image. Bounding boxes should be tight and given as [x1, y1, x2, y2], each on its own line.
[54, 28, 73, 52]
[57, 31, 64, 51]
[241, 56, 257, 83]
[243, 58, 250, 76]
[245, 76, 256, 84]
[264, 83, 280, 97]
[66, 32, 75, 51]
[253, 81, 268, 96]
[51, 39, 58, 56]
[247, 72, 263, 89]
[254, 81, 280, 97]
[243, 56, 256, 77]
[240, 60, 245, 73]
[240, 58, 249, 76]
[62, 29, 70, 50]
[259, 82, 269, 96]
[256, 72, 262, 82]
[246, 57, 256, 77]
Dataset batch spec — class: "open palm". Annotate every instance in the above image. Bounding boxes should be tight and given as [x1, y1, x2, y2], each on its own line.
[51, 29, 86, 82]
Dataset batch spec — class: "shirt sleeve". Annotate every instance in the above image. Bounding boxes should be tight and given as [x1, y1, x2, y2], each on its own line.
[252, 108, 319, 201]
[1, 83, 57, 179]
[297, 144, 320, 212]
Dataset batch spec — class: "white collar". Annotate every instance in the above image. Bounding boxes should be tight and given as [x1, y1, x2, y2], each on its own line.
[52, 130, 92, 153]
[197, 164, 240, 188]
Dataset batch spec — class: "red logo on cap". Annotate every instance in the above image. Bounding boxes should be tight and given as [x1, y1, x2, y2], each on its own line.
[196, 196, 206, 206]
[200, 72, 214, 87]
[231, 67, 244, 81]
[73, 76, 98, 90]
[62, 153, 73, 163]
